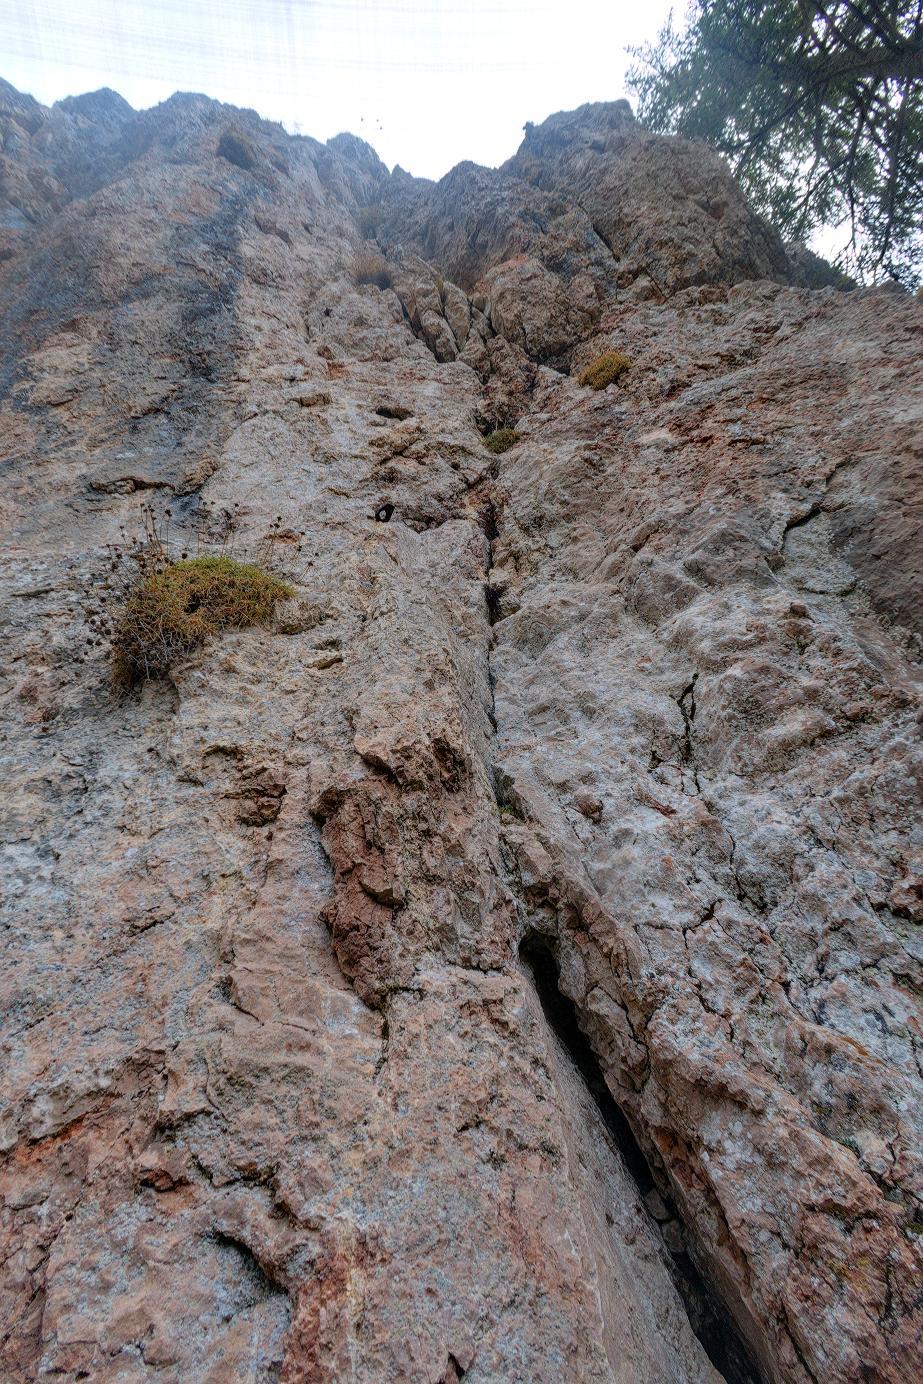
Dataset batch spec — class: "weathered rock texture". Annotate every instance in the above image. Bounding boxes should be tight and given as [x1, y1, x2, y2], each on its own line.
[1, 81, 921, 1383]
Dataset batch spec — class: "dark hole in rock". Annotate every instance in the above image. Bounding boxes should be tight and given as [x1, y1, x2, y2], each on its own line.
[375, 404, 413, 420]
[375, 503, 394, 522]
[208, 1231, 288, 1304]
[519, 930, 764, 1384]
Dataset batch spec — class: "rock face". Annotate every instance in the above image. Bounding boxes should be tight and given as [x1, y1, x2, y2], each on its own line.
[505, 102, 790, 293]
[1, 80, 921, 1383]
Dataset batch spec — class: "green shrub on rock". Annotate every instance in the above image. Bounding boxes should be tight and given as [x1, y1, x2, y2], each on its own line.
[357, 204, 383, 236]
[578, 351, 631, 390]
[354, 252, 392, 289]
[483, 427, 521, 455]
[113, 556, 292, 686]
[217, 129, 258, 171]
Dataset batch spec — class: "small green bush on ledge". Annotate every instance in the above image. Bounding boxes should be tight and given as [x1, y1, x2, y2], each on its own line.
[113, 555, 292, 687]
[578, 351, 631, 390]
[357, 204, 383, 236]
[483, 427, 521, 454]
[354, 251, 392, 289]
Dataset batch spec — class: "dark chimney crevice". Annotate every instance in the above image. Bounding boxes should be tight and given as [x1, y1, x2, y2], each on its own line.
[519, 930, 764, 1384]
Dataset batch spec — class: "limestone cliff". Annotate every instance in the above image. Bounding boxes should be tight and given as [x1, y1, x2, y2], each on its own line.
[1, 79, 921, 1382]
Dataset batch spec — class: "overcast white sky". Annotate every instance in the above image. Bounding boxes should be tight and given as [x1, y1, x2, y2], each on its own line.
[3, 0, 674, 178]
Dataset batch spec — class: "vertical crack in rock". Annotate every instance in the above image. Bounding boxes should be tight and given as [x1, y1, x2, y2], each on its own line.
[481, 490, 502, 743]
[519, 931, 765, 1384]
[676, 672, 701, 793]
[481, 495, 501, 617]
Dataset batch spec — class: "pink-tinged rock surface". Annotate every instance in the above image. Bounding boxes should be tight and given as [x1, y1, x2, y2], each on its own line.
[1, 81, 920, 1382]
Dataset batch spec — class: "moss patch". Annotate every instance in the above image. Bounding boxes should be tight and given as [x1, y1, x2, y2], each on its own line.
[578, 351, 631, 390]
[483, 427, 520, 455]
[113, 555, 292, 686]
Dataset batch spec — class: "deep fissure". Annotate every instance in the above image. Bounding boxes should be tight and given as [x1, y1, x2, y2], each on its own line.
[519, 931, 764, 1384]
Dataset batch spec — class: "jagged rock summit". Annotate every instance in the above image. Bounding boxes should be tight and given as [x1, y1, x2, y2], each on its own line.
[1, 79, 921, 1383]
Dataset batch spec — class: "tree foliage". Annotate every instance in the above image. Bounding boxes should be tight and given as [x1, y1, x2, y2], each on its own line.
[627, 1, 923, 286]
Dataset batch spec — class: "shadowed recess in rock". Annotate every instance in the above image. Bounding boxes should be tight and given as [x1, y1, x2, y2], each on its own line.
[519, 931, 764, 1384]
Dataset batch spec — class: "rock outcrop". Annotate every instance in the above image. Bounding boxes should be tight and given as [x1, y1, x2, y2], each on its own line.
[1, 80, 921, 1383]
